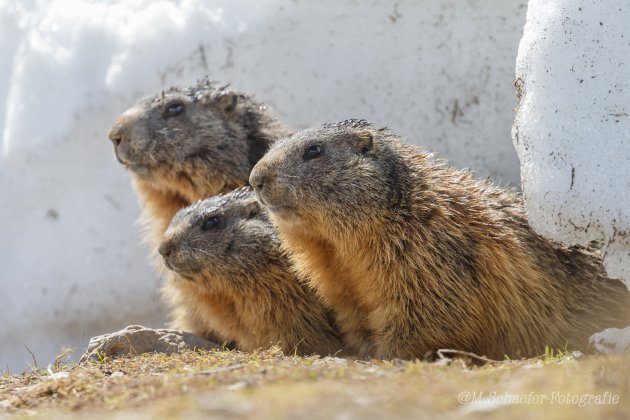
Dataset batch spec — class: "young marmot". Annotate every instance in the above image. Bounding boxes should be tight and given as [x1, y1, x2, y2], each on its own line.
[249, 119, 630, 359]
[107, 79, 289, 338]
[159, 187, 344, 355]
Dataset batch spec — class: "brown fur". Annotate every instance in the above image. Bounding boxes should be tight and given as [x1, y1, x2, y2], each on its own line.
[107, 79, 289, 339]
[249, 119, 630, 359]
[159, 188, 344, 355]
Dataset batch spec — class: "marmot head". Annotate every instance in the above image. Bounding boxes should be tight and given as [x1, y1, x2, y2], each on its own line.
[107, 79, 277, 199]
[249, 120, 406, 231]
[159, 187, 284, 288]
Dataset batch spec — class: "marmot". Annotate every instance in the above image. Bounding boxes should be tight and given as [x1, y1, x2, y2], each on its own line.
[249, 119, 630, 359]
[159, 187, 344, 355]
[107, 79, 289, 338]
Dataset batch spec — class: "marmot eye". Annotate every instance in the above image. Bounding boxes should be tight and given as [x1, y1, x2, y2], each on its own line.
[247, 207, 259, 219]
[165, 102, 184, 117]
[304, 144, 323, 160]
[202, 215, 220, 230]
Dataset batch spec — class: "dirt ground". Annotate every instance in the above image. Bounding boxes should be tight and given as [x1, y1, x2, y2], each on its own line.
[1, 348, 628, 419]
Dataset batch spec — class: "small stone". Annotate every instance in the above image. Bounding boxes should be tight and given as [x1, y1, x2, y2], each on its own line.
[48, 371, 70, 380]
[79, 325, 219, 363]
[433, 357, 453, 367]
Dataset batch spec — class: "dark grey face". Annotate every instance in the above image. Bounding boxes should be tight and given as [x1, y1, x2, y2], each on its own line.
[159, 188, 281, 284]
[249, 120, 390, 222]
[107, 81, 252, 180]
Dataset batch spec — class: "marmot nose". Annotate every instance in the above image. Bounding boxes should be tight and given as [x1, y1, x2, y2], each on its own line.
[249, 169, 267, 192]
[159, 241, 174, 258]
[108, 121, 126, 147]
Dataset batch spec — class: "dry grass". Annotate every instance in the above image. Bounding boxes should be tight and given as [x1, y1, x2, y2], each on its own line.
[1, 348, 628, 419]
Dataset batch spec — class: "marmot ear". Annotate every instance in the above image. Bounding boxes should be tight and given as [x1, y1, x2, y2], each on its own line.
[356, 131, 374, 154]
[216, 92, 238, 113]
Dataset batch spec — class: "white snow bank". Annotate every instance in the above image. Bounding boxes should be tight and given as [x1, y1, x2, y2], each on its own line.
[513, 0, 630, 288]
[0, 0, 526, 371]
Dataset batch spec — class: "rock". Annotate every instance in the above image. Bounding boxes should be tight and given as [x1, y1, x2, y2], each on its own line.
[571, 351, 584, 360]
[79, 325, 219, 363]
[589, 327, 630, 355]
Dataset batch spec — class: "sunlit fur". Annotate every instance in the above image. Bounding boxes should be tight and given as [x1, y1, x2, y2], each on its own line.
[107, 79, 289, 339]
[160, 188, 344, 355]
[250, 119, 630, 360]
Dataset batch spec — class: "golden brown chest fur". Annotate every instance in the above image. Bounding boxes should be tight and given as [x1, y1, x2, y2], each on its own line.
[294, 184, 630, 359]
